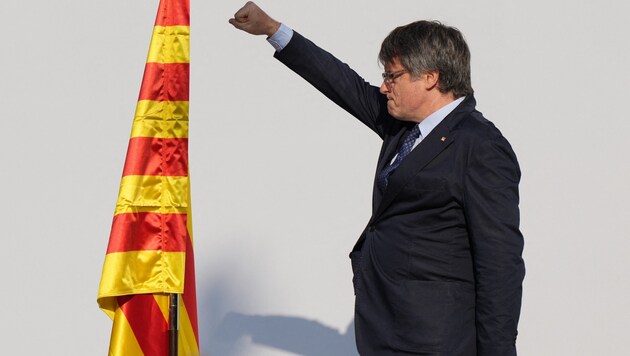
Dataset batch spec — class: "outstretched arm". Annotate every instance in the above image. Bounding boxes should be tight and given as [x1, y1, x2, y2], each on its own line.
[228, 2, 394, 138]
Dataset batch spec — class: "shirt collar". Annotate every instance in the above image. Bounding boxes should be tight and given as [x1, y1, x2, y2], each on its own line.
[417, 96, 466, 138]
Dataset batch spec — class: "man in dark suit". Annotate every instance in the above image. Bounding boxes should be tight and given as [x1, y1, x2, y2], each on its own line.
[230, 2, 525, 355]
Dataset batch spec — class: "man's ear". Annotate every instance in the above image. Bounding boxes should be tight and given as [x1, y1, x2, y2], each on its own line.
[423, 71, 440, 90]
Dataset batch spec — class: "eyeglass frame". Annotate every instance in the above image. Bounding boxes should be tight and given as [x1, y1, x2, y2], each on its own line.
[381, 69, 409, 87]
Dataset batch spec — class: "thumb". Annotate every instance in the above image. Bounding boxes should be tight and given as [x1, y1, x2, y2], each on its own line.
[228, 16, 248, 30]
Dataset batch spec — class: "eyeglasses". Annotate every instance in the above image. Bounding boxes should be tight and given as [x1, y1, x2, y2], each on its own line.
[381, 69, 408, 87]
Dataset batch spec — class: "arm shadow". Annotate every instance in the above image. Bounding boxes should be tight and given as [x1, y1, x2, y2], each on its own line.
[216, 312, 358, 356]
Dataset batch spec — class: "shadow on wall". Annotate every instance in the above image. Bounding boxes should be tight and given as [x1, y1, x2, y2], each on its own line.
[197, 267, 357, 355]
[216, 313, 357, 356]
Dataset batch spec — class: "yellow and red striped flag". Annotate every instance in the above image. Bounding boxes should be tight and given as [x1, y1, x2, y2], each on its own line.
[98, 0, 199, 354]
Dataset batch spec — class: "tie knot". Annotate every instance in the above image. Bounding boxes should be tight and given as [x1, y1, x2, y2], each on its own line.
[409, 124, 421, 139]
[403, 125, 421, 145]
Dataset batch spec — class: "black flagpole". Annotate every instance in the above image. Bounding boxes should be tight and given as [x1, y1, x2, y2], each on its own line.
[169, 293, 179, 356]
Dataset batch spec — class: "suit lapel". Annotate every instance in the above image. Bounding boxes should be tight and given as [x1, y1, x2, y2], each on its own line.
[371, 96, 476, 223]
[371, 124, 411, 211]
[372, 126, 454, 221]
[376, 126, 411, 173]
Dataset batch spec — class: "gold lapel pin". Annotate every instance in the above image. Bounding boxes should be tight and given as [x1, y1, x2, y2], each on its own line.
[440, 136, 447, 142]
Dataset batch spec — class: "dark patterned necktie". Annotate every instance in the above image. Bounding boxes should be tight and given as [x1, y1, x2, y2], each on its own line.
[376, 125, 421, 192]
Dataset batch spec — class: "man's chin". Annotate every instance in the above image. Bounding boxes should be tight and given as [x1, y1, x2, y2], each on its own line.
[387, 106, 409, 122]
[388, 111, 413, 123]
[387, 107, 401, 120]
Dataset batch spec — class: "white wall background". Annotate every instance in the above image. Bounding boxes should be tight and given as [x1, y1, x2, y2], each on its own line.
[0, 0, 628, 355]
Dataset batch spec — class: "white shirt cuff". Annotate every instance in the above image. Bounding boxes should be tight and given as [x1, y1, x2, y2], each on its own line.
[267, 23, 294, 52]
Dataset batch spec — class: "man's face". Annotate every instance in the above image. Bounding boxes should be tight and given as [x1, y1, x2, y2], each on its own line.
[380, 58, 426, 123]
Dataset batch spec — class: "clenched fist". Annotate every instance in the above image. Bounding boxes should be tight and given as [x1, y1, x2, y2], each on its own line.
[229, 1, 281, 37]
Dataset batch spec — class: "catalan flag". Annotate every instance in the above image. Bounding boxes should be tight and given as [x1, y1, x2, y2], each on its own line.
[97, 0, 199, 355]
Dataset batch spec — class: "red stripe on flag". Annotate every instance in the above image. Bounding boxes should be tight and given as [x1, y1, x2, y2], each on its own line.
[123, 137, 189, 177]
[139, 63, 189, 101]
[182, 234, 199, 346]
[154, 0, 190, 26]
[119, 294, 169, 356]
[107, 213, 189, 253]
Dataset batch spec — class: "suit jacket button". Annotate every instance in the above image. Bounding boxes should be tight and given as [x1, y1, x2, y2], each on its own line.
[368, 226, 375, 232]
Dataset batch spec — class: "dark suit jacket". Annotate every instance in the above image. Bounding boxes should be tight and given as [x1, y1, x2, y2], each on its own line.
[275, 32, 525, 356]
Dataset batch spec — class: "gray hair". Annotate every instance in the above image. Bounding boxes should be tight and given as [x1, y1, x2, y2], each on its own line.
[379, 20, 474, 97]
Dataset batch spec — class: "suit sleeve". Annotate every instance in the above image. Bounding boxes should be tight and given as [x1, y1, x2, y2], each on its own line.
[273, 31, 392, 138]
[463, 133, 525, 356]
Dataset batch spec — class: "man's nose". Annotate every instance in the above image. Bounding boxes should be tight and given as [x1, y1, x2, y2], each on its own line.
[380, 82, 389, 94]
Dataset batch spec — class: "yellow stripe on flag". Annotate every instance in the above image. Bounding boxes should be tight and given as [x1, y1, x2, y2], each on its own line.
[147, 26, 190, 63]
[154, 294, 170, 321]
[115, 175, 189, 215]
[108, 305, 144, 356]
[132, 100, 189, 139]
[179, 301, 200, 355]
[99, 251, 186, 301]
